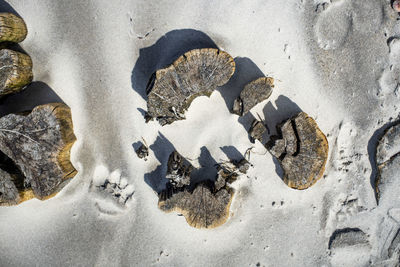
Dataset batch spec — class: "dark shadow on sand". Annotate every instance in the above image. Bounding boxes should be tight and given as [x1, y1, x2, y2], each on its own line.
[0, 81, 64, 117]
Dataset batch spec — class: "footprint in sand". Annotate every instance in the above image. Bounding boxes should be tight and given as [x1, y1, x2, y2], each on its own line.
[89, 165, 135, 216]
[378, 38, 400, 97]
[315, 0, 383, 50]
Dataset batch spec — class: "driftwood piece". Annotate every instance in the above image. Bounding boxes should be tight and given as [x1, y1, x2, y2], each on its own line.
[0, 13, 27, 43]
[146, 48, 235, 125]
[249, 119, 267, 144]
[328, 228, 369, 250]
[232, 77, 274, 116]
[158, 150, 249, 228]
[375, 123, 400, 203]
[267, 112, 328, 189]
[0, 168, 20, 205]
[0, 103, 77, 200]
[0, 49, 33, 96]
[159, 183, 232, 229]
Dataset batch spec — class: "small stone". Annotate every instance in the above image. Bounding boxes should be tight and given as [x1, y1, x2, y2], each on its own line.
[0, 49, 33, 96]
[146, 48, 235, 125]
[267, 112, 328, 189]
[232, 77, 274, 116]
[0, 103, 77, 200]
[328, 228, 369, 250]
[0, 13, 27, 43]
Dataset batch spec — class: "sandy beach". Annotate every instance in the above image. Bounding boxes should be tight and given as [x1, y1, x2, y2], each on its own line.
[0, 0, 399, 266]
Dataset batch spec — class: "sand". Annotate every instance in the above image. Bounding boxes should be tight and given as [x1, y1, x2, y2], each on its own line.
[0, 0, 399, 266]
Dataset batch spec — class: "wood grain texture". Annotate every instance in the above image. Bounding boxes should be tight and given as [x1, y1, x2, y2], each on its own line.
[146, 48, 235, 125]
[158, 150, 249, 228]
[267, 112, 328, 189]
[233, 77, 274, 116]
[0, 103, 77, 200]
[374, 123, 400, 203]
[0, 13, 27, 43]
[0, 49, 33, 96]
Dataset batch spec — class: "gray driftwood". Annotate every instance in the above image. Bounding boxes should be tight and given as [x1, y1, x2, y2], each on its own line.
[135, 141, 149, 161]
[0, 13, 27, 43]
[0, 49, 33, 96]
[0, 103, 77, 201]
[267, 112, 328, 189]
[146, 48, 235, 125]
[232, 77, 274, 116]
[158, 150, 249, 228]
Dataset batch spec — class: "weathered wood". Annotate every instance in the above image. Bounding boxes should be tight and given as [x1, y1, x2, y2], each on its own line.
[135, 142, 149, 160]
[232, 77, 274, 116]
[0, 103, 77, 200]
[249, 119, 267, 144]
[159, 183, 232, 229]
[328, 228, 369, 250]
[158, 150, 249, 228]
[146, 48, 235, 125]
[0, 13, 27, 43]
[0, 49, 33, 96]
[267, 112, 328, 189]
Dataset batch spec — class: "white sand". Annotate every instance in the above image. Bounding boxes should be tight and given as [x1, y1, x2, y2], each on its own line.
[0, 0, 399, 266]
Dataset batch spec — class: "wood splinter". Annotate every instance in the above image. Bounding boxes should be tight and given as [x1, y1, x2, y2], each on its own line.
[266, 112, 328, 189]
[146, 48, 235, 125]
[0, 103, 77, 205]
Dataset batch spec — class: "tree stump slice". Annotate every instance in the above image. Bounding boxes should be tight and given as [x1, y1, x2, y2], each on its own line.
[0, 13, 27, 43]
[146, 48, 235, 125]
[158, 150, 249, 228]
[0, 103, 77, 200]
[233, 77, 274, 116]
